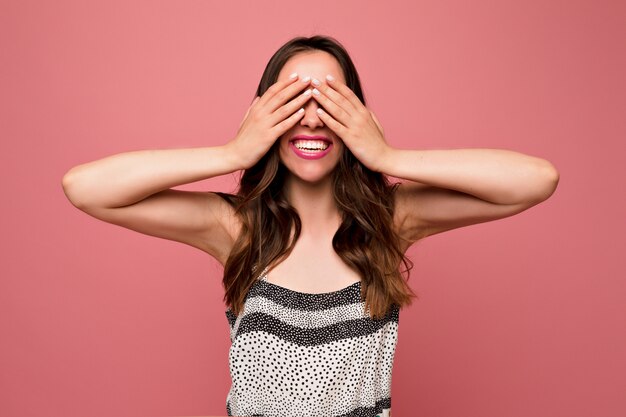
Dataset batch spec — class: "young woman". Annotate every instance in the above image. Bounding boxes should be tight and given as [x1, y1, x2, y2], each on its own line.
[62, 35, 559, 417]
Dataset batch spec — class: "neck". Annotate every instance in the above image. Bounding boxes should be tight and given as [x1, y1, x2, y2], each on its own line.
[284, 174, 341, 235]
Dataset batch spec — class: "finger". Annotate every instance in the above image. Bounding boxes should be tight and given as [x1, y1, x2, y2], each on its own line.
[266, 75, 312, 113]
[324, 74, 366, 113]
[272, 107, 306, 137]
[369, 109, 384, 135]
[245, 96, 260, 117]
[258, 73, 303, 108]
[237, 96, 260, 132]
[310, 87, 352, 126]
[269, 87, 313, 127]
[312, 77, 359, 116]
[315, 107, 347, 137]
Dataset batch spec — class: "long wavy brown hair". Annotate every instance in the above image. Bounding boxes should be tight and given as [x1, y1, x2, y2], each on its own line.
[218, 35, 418, 320]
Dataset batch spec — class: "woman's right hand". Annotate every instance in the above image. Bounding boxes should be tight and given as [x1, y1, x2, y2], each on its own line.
[228, 73, 313, 170]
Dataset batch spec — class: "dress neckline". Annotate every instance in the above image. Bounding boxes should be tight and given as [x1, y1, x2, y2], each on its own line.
[257, 266, 361, 296]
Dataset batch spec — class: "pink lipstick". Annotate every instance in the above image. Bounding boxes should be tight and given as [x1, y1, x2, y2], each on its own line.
[289, 135, 333, 160]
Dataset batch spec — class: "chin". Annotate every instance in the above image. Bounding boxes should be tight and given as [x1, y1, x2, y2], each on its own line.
[279, 152, 341, 184]
[290, 167, 336, 184]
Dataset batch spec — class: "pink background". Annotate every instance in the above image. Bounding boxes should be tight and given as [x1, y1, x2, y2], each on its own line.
[2, 1, 625, 416]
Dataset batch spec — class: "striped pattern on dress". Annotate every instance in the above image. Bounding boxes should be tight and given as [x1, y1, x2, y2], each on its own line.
[225, 266, 399, 417]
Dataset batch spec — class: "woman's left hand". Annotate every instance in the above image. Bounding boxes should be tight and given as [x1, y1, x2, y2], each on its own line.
[311, 75, 393, 172]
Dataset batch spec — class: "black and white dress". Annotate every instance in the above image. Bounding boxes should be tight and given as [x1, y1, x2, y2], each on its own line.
[225, 266, 399, 417]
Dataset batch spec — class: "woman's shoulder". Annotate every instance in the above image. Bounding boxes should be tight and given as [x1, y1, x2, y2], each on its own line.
[212, 191, 241, 207]
[209, 191, 243, 229]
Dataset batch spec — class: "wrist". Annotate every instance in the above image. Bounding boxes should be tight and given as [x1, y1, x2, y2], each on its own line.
[374, 145, 398, 174]
[222, 142, 249, 171]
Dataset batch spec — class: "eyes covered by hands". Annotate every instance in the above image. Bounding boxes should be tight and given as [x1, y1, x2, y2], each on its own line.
[229, 72, 391, 173]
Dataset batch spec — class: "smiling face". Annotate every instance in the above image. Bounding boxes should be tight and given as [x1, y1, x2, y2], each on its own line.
[277, 50, 346, 184]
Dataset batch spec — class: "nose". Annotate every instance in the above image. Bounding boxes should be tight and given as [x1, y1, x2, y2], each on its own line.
[299, 98, 324, 128]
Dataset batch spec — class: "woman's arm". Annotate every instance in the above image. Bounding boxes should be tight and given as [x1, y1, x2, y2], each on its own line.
[61, 73, 314, 262]
[380, 147, 560, 242]
[308, 76, 560, 244]
[62, 145, 243, 209]
[63, 146, 240, 209]
[61, 145, 247, 263]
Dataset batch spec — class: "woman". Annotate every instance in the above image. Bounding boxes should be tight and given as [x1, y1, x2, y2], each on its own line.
[62, 35, 559, 417]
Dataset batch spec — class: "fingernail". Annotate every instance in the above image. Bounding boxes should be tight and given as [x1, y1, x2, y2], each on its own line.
[326, 74, 335, 82]
[312, 88, 320, 96]
[312, 78, 321, 87]
[316, 108, 324, 114]
[289, 72, 298, 79]
[303, 89, 312, 96]
[301, 76, 311, 83]
[298, 108, 304, 113]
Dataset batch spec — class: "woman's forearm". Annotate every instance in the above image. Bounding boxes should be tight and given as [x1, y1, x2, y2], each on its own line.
[62, 144, 244, 209]
[379, 147, 560, 205]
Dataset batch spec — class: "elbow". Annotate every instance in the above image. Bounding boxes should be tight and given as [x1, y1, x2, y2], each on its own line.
[61, 167, 89, 209]
[533, 160, 560, 203]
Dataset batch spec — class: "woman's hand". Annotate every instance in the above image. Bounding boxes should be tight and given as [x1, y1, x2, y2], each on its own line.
[310, 75, 393, 173]
[228, 74, 313, 170]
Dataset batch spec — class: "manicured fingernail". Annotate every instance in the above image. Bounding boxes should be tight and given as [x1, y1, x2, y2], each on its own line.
[289, 72, 298, 79]
[312, 78, 321, 87]
[298, 108, 304, 113]
[312, 88, 320, 96]
[326, 74, 335, 82]
[303, 89, 312, 96]
[301, 76, 311, 83]
[316, 108, 324, 114]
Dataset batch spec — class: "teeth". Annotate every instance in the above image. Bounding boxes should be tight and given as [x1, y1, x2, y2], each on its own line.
[293, 140, 329, 151]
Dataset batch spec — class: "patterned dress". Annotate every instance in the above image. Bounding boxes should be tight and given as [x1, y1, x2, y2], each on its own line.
[225, 266, 399, 417]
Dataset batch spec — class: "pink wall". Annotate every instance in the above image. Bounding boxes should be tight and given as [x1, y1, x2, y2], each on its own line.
[2, 1, 625, 416]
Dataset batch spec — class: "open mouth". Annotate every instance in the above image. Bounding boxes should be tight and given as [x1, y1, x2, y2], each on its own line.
[289, 135, 333, 159]
[292, 139, 330, 151]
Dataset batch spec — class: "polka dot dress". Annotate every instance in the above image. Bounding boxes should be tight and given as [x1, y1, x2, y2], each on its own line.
[224, 266, 399, 417]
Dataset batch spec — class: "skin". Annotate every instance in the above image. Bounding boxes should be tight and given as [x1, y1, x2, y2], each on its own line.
[262, 51, 363, 292]
[277, 51, 346, 186]
[245, 51, 558, 292]
[235, 50, 559, 292]
[63, 50, 559, 294]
